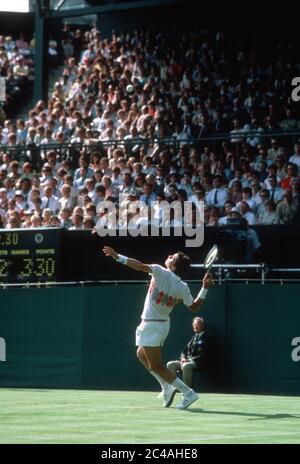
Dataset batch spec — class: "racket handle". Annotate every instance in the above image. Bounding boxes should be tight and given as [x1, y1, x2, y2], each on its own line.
[206, 265, 213, 276]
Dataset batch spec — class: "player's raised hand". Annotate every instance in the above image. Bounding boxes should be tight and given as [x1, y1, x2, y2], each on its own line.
[203, 273, 214, 288]
[103, 246, 118, 260]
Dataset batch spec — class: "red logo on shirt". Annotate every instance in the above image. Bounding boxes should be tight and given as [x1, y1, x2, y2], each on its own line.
[149, 278, 181, 307]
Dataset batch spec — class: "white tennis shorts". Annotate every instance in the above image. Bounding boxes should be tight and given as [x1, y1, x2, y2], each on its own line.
[135, 320, 170, 347]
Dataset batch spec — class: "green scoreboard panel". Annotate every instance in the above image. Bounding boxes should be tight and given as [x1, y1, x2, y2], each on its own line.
[0, 228, 60, 283]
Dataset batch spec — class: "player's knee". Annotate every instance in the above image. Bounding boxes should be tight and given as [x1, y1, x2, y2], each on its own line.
[136, 347, 145, 362]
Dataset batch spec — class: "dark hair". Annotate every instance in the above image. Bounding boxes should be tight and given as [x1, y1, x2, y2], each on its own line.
[177, 189, 188, 201]
[174, 251, 190, 277]
[265, 200, 276, 210]
[242, 187, 252, 196]
[213, 174, 223, 181]
[95, 185, 106, 194]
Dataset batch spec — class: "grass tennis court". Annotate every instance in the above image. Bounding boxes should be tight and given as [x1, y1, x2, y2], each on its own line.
[1, 388, 300, 444]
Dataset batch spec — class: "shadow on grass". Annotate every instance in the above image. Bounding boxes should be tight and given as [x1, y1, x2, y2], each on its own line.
[184, 408, 300, 421]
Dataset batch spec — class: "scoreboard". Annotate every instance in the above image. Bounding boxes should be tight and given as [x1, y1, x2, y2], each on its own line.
[0, 228, 60, 283]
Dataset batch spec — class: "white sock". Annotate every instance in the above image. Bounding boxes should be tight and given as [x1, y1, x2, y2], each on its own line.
[149, 370, 169, 391]
[171, 377, 192, 395]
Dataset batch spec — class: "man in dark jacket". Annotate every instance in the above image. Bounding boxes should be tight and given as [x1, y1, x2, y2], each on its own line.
[166, 317, 208, 388]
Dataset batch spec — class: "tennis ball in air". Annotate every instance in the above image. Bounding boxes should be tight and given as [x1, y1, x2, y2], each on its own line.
[126, 84, 134, 93]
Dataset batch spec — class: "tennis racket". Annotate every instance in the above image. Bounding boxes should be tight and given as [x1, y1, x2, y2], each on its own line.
[203, 244, 219, 274]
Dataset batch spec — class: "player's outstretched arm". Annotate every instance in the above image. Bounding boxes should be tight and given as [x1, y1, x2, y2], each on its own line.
[103, 246, 151, 273]
[188, 273, 213, 313]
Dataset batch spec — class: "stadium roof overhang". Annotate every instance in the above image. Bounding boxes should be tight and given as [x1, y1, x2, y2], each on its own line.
[38, 0, 184, 18]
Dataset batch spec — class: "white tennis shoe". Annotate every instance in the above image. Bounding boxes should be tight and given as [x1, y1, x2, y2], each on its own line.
[157, 390, 164, 399]
[163, 385, 177, 408]
[176, 390, 199, 410]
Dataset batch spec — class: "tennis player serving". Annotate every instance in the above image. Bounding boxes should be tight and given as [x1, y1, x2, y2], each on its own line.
[103, 246, 213, 410]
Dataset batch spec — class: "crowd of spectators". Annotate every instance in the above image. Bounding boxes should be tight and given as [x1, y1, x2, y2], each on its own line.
[0, 33, 35, 117]
[0, 26, 300, 231]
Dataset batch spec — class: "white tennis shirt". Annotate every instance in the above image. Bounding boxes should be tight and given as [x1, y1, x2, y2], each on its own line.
[141, 264, 194, 321]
